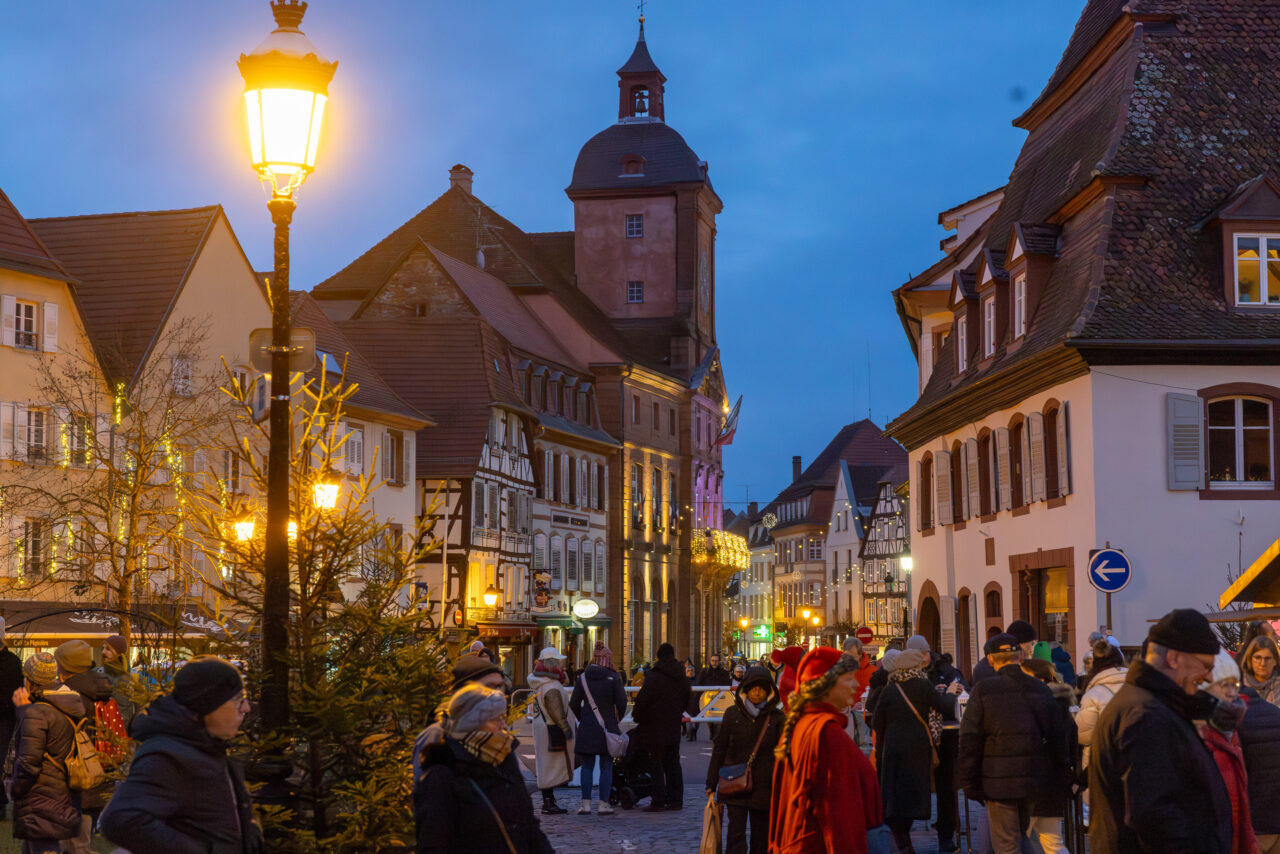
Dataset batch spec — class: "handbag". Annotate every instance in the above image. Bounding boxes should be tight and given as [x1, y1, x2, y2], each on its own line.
[895, 682, 940, 770]
[715, 714, 771, 798]
[582, 677, 629, 758]
[468, 779, 519, 854]
[866, 823, 895, 854]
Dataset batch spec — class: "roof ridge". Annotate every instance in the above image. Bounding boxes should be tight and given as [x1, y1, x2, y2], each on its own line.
[29, 204, 221, 223]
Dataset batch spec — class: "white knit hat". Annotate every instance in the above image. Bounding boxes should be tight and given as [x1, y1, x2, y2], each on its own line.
[1207, 649, 1241, 686]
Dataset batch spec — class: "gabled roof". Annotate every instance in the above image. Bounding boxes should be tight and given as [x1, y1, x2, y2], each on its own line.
[30, 206, 224, 381]
[1193, 175, 1280, 230]
[1013, 223, 1062, 257]
[290, 292, 431, 428]
[0, 189, 73, 282]
[338, 317, 528, 478]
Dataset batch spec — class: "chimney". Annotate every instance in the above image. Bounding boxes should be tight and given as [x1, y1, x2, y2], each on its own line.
[448, 164, 474, 194]
[748, 501, 758, 516]
[792, 456, 802, 481]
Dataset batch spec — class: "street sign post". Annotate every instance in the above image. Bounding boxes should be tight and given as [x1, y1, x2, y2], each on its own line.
[1088, 547, 1133, 634]
[855, 625, 874, 644]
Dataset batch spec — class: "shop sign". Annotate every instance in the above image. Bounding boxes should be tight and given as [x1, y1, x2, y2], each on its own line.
[752, 624, 772, 639]
[572, 598, 600, 619]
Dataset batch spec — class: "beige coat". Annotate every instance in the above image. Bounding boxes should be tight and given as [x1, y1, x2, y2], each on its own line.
[529, 674, 577, 789]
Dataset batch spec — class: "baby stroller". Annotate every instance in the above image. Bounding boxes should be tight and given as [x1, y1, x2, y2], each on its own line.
[609, 736, 654, 809]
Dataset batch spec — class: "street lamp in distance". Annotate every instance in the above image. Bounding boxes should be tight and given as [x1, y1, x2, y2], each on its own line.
[237, 0, 337, 736]
[482, 584, 502, 609]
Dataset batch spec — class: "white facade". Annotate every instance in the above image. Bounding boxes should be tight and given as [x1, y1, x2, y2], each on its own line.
[825, 465, 864, 629]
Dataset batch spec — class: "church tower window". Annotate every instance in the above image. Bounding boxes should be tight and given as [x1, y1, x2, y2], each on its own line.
[627, 280, 645, 303]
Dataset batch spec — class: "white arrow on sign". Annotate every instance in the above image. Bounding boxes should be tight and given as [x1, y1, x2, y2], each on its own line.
[1093, 560, 1127, 582]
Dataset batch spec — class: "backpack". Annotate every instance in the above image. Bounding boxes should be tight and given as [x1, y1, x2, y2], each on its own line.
[94, 698, 129, 764]
[43, 709, 108, 791]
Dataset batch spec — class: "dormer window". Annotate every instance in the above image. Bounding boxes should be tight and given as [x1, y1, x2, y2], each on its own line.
[1235, 235, 1280, 305]
[956, 317, 968, 373]
[620, 154, 646, 177]
[1013, 274, 1028, 338]
[983, 296, 996, 358]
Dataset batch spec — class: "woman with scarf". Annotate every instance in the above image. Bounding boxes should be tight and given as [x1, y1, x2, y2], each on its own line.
[1241, 636, 1280, 707]
[1196, 650, 1259, 854]
[529, 647, 575, 815]
[706, 666, 784, 854]
[769, 647, 881, 854]
[415, 683, 555, 854]
[870, 648, 959, 853]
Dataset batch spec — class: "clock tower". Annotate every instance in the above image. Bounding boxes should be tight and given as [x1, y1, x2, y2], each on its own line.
[566, 18, 723, 375]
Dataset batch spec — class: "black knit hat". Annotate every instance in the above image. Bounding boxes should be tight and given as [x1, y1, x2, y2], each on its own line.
[1147, 608, 1220, 655]
[450, 653, 503, 692]
[173, 656, 244, 716]
[656, 643, 675, 660]
[1006, 620, 1037, 645]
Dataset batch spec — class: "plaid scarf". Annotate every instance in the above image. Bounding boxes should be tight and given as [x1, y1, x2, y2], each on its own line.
[459, 729, 515, 767]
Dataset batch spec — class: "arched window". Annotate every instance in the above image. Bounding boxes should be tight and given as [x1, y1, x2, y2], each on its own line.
[1209, 396, 1274, 487]
[985, 588, 1002, 619]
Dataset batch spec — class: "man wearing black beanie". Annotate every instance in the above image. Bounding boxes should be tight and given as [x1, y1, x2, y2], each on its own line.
[1089, 609, 1230, 854]
[633, 643, 690, 811]
[100, 656, 261, 854]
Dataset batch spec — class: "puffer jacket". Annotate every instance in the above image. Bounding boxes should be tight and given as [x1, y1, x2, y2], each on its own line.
[1075, 665, 1127, 770]
[99, 694, 260, 854]
[706, 669, 783, 812]
[1239, 685, 1280, 835]
[12, 686, 85, 840]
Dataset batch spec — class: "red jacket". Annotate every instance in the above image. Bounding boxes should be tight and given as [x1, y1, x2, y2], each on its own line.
[1200, 725, 1260, 854]
[854, 654, 875, 706]
[769, 703, 881, 854]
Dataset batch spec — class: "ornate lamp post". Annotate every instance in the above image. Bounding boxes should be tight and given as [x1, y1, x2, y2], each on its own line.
[237, 0, 336, 733]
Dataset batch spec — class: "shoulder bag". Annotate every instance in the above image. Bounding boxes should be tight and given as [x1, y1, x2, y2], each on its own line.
[895, 682, 940, 770]
[715, 715, 771, 797]
[582, 676, 629, 758]
[468, 779, 519, 854]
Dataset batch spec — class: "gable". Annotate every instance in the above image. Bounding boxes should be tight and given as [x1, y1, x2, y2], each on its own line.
[359, 244, 477, 320]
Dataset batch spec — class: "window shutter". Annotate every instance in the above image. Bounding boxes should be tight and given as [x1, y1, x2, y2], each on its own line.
[1020, 423, 1032, 505]
[965, 438, 980, 519]
[595, 541, 605, 593]
[567, 538, 578, 590]
[487, 484, 500, 531]
[0, 403, 10, 459]
[914, 461, 924, 532]
[1167, 393, 1206, 490]
[472, 481, 486, 529]
[550, 537, 563, 590]
[401, 433, 411, 484]
[920, 334, 933, 387]
[968, 597, 980, 679]
[1, 296, 14, 348]
[13, 404, 28, 460]
[987, 439, 1000, 512]
[993, 427, 1013, 514]
[1056, 402, 1072, 497]
[50, 407, 67, 466]
[42, 302, 57, 353]
[935, 450, 953, 524]
[1028, 412, 1047, 501]
[940, 595, 957, 659]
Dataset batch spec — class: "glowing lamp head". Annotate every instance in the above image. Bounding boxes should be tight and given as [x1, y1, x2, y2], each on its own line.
[312, 478, 339, 510]
[482, 584, 501, 608]
[811, 616, 821, 627]
[287, 520, 298, 541]
[233, 519, 256, 542]
[238, 1, 338, 196]
[900, 556, 914, 572]
[801, 608, 811, 621]
[739, 617, 749, 629]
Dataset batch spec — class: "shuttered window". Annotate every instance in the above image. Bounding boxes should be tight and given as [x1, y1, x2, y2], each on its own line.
[1028, 412, 1047, 502]
[566, 538, 579, 590]
[550, 535, 563, 590]
[595, 541, 605, 594]
[1208, 396, 1271, 488]
[965, 438, 980, 519]
[951, 447, 967, 521]
[918, 456, 933, 529]
[934, 450, 953, 525]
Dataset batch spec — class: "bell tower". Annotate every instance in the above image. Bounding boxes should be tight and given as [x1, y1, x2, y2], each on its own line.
[617, 18, 666, 122]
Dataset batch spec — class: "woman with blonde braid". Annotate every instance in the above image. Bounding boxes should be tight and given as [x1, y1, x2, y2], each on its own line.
[769, 647, 882, 854]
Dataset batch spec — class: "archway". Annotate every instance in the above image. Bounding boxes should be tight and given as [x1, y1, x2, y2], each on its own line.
[918, 597, 941, 653]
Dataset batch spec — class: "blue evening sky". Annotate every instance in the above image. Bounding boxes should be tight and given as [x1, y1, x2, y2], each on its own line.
[0, 1, 1084, 510]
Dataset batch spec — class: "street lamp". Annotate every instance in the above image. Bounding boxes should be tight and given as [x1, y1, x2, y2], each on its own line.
[238, 0, 337, 734]
[312, 471, 340, 511]
[739, 617, 749, 629]
[482, 584, 502, 609]
[900, 556, 914, 572]
[233, 517, 256, 542]
[801, 608, 812, 621]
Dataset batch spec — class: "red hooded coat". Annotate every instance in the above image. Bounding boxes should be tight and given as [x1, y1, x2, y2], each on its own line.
[769, 703, 881, 854]
[771, 646, 806, 712]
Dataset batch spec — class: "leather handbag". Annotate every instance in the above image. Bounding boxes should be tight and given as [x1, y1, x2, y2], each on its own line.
[715, 716, 771, 797]
[582, 677, 629, 758]
[896, 682, 940, 769]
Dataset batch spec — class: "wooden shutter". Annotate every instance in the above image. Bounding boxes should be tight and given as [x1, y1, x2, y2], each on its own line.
[935, 450, 952, 525]
[914, 461, 924, 532]
[965, 438, 980, 519]
[1, 296, 15, 348]
[13, 405, 28, 460]
[1056, 402, 1072, 497]
[1020, 424, 1032, 505]
[988, 430, 1008, 512]
[401, 432, 411, 485]
[940, 594, 957, 659]
[920, 334, 934, 388]
[987, 438, 1000, 512]
[968, 596, 980, 678]
[1028, 412, 1046, 501]
[1167, 393, 1206, 490]
[41, 302, 57, 353]
[0, 403, 10, 459]
[472, 481, 486, 529]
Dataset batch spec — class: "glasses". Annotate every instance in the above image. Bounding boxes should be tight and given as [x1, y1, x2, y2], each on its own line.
[1253, 654, 1276, 663]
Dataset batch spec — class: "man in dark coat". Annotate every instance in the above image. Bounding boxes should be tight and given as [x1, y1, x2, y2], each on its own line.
[632, 642, 690, 811]
[0, 617, 26, 820]
[1089, 609, 1231, 854]
[691, 653, 732, 741]
[100, 656, 261, 854]
[705, 666, 783, 854]
[957, 633, 1068, 854]
[1239, 684, 1280, 851]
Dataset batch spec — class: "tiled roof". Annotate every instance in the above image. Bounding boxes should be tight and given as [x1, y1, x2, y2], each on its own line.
[567, 121, 708, 193]
[535, 411, 620, 448]
[618, 24, 663, 75]
[290, 292, 431, 426]
[1014, 223, 1062, 256]
[0, 189, 71, 281]
[30, 207, 221, 381]
[525, 231, 575, 282]
[338, 317, 527, 478]
[1016, 0, 1129, 126]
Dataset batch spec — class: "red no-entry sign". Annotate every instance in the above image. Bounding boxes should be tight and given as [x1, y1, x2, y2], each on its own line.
[855, 626, 874, 644]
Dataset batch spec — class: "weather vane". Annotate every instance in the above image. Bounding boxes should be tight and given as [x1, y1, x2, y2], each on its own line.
[637, 0, 646, 22]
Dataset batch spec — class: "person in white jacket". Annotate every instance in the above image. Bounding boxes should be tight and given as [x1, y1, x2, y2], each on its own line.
[1074, 637, 1127, 820]
[529, 647, 577, 815]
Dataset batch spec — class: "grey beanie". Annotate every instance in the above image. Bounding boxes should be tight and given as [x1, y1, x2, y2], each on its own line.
[906, 635, 931, 652]
[446, 683, 508, 735]
[880, 648, 903, 673]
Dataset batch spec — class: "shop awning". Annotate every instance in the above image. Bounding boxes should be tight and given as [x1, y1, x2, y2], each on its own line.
[1221, 537, 1280, 608]
[582, 616, 611, 626]
[476, 622, 538, 640]
[534, 616, 576, 628]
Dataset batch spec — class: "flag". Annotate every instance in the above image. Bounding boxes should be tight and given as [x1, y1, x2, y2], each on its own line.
[715, 395, 742, 446]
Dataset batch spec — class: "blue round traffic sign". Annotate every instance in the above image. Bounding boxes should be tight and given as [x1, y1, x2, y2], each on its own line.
[1088, 549, 1132, 594]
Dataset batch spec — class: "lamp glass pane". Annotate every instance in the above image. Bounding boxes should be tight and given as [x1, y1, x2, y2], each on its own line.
[257, 88, 324, 173]
[244, 91, 264, 166]
[305, 95, 326, 168]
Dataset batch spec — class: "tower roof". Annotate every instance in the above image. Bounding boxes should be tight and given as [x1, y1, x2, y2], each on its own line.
[617, 21, 664, 77]
[567, 121, 706, 193]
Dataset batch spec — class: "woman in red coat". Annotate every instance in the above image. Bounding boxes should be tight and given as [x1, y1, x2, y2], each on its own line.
[769, 647, 882, 854]
[1198, 650, 1259, 854]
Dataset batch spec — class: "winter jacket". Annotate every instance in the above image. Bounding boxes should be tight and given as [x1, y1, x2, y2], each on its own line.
[569, 664, 626, 756]
[696, 665, 733, 687]
[871, 675, 956, 821]
[861, 666, 889, 723]
[99, 694, 260, 854]
[956, 663, 1069, 805]
[415, 735, 554, 854]
[706, 689, 783, 812]
[12, 686, 84, 840]
[971, 656, 997, 685]
[1198, 724, 1259, 854]
[1238, 685, 1280, 835]
[769, 703, 880, 854]
[1050, 644, 1077, 687]
[1075, 665, 1127, 771]
[528, 673, 575, 789]
[632, 656, 690, 748]
[103, 660, 140, 726]
[1032, 681, 1079, 817]
[0, 645, 23, 721]
[62, 667, 115, 810]
[1088, 660, 1231, 854]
